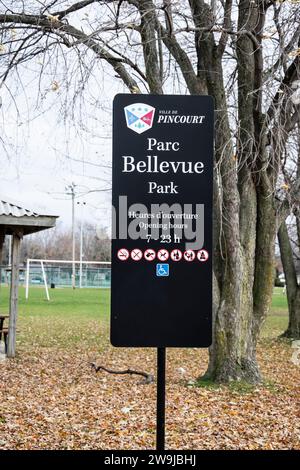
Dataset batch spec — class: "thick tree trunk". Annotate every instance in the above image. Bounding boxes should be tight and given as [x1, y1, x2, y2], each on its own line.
[203, 2, 252, 383]
[278, 220, 300, 339]
[202, 0, 276, 383]
[138, 0, 164, 94]
[206, 222, 262, 383]
[193, 50, 258, 386]
[283, 289, 300, 339]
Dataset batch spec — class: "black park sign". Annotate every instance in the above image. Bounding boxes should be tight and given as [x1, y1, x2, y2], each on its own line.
[111, 94, 214, 348]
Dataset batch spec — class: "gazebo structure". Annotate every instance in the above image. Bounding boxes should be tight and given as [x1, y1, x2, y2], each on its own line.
[0, 197, 58, 358]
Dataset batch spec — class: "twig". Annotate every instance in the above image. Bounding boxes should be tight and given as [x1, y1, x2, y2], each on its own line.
[90, 362, 154, 384]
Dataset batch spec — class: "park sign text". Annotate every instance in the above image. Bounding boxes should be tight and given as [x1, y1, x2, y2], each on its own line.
[111, 94, 213, 347]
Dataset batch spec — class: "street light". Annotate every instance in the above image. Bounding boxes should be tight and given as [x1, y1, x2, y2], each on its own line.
[66, 183, 76, 289]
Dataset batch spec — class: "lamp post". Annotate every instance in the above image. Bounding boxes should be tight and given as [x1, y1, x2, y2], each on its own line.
[66, 183, 76, 289]
[77, 201, 86, 288]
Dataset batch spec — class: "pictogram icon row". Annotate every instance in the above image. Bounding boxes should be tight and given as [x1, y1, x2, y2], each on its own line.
[117, 248, 209, 262]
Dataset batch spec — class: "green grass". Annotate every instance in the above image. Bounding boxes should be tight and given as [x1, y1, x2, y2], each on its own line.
[0, 286, 110, 350]
[0, 285, 289, 347]
[0, 285, 110, 318]
[271, 287, 288, 310]
[262, 287, 289, 338]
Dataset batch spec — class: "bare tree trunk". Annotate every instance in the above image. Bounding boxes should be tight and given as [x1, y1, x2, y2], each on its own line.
[187, 0, 262, 383]
[278, 220, 300, 339]
[138, 0, 163, 94]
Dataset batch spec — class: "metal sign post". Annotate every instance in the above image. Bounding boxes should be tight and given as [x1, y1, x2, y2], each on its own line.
[156, 347, 166, 451]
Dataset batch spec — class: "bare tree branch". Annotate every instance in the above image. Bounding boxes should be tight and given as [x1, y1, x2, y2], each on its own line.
[53, 0, 100, 19]
[0, 12, 142, 92]
[90, 362, 154, 384]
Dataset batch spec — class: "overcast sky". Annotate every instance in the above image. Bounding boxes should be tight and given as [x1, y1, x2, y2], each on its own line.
[0, 52, 125, 233]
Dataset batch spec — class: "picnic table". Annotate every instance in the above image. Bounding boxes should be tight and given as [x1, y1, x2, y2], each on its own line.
[0, 315, 9, 333]
[0, 315, 9, 350]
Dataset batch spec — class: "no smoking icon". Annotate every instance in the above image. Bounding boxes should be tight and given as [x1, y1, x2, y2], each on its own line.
[117, 248, 129, 261]
[131, 248, 143, 261]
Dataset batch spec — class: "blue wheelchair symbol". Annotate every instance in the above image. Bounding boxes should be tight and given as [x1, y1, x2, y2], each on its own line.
[156, 264, 169, 277]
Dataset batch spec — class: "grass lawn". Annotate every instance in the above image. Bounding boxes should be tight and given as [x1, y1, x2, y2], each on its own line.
[0, 285, 299, 450]
[0, 285, 290, 343]
[0, 286, 110, 349]
[263, 286, 289, 337]
[0, 285, 110, 319]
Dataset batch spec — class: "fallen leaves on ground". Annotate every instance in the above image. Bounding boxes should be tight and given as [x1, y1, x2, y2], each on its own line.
[0, 322, 299, 450]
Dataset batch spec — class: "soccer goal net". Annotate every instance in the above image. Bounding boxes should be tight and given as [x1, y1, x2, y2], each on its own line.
[25, 259, 111, 300]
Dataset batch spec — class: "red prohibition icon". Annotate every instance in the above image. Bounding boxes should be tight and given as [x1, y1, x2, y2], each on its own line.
[184, 249, 195, 261]
[144, 248, 156, 261]
[170, 249, 182, 261]
[131, 248, 143, 261]
[157, 249, 169, 261]
[197, 249, 209, 262]
[117, 248, 129, 261]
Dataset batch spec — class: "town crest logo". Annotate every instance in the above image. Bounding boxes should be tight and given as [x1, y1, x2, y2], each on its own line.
[124, 103, 155, 134]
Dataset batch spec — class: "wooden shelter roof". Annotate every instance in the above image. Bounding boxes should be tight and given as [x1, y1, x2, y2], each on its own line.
[0, 196, 58, 235]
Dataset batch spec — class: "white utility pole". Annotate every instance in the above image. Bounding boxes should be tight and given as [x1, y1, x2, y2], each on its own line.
[77, 201, 86, 288]
[66, 183, 76, 289]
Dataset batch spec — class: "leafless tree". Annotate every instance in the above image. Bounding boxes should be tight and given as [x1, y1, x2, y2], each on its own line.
[277, 120, 300, 339]
[2, 221, 111, 262]
[278, 217, 300, 339]
[1, 0, 300, 383]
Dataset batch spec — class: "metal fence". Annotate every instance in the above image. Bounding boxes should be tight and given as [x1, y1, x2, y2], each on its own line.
[1, 264, 111, 289]
[29, 264, 111, 288]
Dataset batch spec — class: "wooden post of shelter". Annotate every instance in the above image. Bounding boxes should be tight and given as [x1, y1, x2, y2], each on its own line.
[0, 197, 58, 358]
[0, 230, 4, 259]
[0, 226, 5, 270]
[7, 231, 23, 358]
[0, 229, 4, 289]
